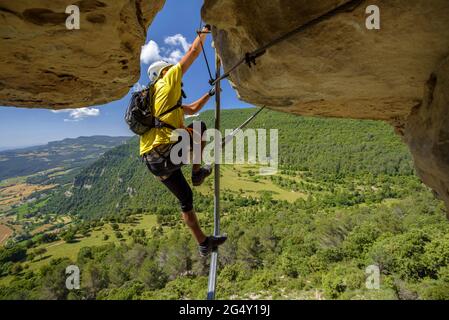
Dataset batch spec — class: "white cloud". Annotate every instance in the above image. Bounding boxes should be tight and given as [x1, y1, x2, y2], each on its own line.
[51, 107, 100, 122]
[140, 40, 162, 64]
[140, 34, 191, 65]
[70, 108, 100, 119]
[164, 34, 191, 53]
[168, 49, 183, 63]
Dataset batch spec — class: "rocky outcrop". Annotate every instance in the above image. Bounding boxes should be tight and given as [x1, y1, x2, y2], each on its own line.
[202, 0, 449, 121]
[404, 58, 449, 215]
[0, 0, 165, 109]
[202, 0, 449, 213]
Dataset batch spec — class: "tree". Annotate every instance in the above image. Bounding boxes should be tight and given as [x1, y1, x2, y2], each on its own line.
[237, 232, 263, 269]
[39, 258, 72, 300]
[33, 248, 47, 261]
[322, 264, 365, 299]
[10, 264, 23, 275]
[82, 262, 109, 299]
[0, 247, 27, 264]
[63, 231, 76, 243]
[139, 258, 168, 290]
[77, 247, 93, 265]
[422, 234, 449, 277]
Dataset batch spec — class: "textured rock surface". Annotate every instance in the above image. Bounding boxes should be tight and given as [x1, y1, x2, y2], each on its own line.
[202, 0, 449, 121]
[404, 58, 449, 216]
[203, 0, 449, 213]
[0, 0, 165, 109]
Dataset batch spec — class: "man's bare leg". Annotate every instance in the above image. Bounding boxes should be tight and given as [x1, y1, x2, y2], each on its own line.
[182, 209, 206, 244]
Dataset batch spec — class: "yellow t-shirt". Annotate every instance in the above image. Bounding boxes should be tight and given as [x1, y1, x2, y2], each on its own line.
[139, 63, 184, 156]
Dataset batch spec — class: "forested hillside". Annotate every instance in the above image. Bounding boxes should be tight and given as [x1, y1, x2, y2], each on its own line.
[1, 109, 448, 300]
[40, 109, 414, 219]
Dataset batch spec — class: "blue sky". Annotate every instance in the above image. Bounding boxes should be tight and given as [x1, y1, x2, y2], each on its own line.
[0, 0, 252, 150]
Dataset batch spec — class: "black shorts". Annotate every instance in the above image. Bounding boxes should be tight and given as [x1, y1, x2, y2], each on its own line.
[156, 169, 193, 212]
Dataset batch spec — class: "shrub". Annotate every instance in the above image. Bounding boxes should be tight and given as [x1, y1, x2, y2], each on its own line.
[322, 264, 365, 299]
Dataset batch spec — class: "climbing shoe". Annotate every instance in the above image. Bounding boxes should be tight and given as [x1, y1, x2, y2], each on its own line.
[199, 235, 228, 257]
[192, 165, 212, 186]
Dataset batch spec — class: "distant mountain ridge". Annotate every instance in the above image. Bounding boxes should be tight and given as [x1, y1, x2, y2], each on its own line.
[0, 136, 131, 181]
[1, 136, 131, 153]
[0, 146, 40, 152]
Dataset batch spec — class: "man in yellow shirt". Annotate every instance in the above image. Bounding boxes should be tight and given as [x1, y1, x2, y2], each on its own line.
[141, 25, 227, 257]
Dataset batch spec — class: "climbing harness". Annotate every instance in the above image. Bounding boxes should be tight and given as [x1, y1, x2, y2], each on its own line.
[201, 0, 364, 300]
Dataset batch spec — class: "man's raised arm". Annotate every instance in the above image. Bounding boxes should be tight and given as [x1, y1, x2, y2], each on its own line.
[179, 25, 211, 75]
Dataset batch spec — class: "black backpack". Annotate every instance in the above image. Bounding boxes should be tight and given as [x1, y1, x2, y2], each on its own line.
[124, 83, 185, 136]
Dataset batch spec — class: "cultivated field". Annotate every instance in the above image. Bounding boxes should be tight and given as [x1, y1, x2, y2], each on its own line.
[0, 182, 55, 210]
[0, 223, 13, 245]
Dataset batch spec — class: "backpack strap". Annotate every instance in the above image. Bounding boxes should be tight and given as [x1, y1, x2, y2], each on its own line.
[154, 99, 183, 130]
[158, 102, 182, 118]
[151, 81, 185, 131]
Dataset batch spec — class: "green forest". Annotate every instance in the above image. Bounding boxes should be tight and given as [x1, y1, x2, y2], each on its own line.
[0, 109, 448, 300]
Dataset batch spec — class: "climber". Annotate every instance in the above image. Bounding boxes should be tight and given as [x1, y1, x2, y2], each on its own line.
[140, 25, 227, 257]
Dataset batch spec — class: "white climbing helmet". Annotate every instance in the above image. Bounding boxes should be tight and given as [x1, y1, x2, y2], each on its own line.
[147, 60, 173, 83]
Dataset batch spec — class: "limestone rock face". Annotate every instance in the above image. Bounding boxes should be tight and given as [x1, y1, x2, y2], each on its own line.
[0, 0, 165, 109]
[202, 0, 449, 121]
[404, 58, 449, 216]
